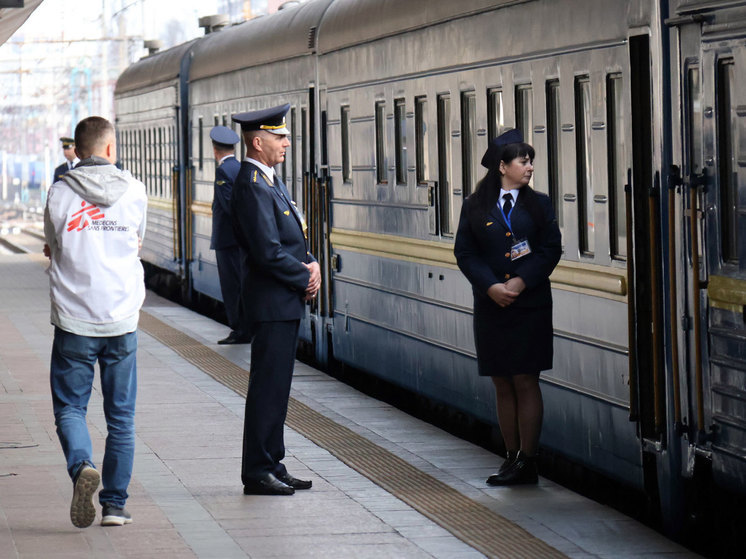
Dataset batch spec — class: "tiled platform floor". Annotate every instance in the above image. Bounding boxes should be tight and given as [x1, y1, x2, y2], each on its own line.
[0, 254, 700, 558]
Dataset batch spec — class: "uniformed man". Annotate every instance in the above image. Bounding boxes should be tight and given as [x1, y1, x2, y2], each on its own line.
[53, 137, 77, 183]
[231, 103, 320, 496]
[210, 125, 251, 345]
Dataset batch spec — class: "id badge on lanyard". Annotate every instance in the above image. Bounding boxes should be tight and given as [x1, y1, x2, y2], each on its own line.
[500, 199, 532, 261]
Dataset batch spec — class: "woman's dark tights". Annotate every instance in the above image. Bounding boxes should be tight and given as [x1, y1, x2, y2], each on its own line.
[491, 374, 543, 456]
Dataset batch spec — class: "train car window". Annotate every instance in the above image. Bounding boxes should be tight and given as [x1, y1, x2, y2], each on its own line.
[575, 75, 594, 256]
[717, 58, 738, 263]
[341, 105, 351, 183]
[213, 115, 219, 127]
[515, 85, 533, 144]
[198, 117, 204, 172]
[375, 101, 387, 184]
[546, 80, 562, 229]
[437, 94, 453, 235]
[607, 73, 626, 259]
[487, 88, 504, 140]
[222, 114, 227, 127]
[139, 129, 145, 184]
[461, 91, 477, 197]
[395, 98, 407, 185]
[415, 96, 428, 184]
[290, 107, 297, 200]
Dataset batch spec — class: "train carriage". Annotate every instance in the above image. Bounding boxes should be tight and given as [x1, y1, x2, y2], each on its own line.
[114, 40, 197, 283]
[113, 0, 746, 544]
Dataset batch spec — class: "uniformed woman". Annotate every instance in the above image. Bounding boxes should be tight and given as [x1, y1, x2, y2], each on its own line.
[454, 129, 561, 485]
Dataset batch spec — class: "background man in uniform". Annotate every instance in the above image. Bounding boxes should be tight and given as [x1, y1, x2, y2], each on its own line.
[231, 103, 320, 496]
[53, 136, 78, 183]
[44, 116, 147, 528]
[210, 125, 251, 345]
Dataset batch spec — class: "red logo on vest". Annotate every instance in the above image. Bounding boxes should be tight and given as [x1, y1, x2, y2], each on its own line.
[67, 201, 105, 232]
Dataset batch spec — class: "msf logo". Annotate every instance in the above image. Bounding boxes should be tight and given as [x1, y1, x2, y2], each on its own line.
[67, 201, 105, 232]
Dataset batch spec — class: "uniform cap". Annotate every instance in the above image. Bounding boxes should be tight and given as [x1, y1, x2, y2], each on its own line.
[232, 103, 290, 135]
[209, 125, 239, 146]
[60, 137, 75, 149]
[481, 128, 524, 170]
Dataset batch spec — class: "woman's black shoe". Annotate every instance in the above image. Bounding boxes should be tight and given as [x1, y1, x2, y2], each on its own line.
[486, 450, 518, 485]
[486, 452, 538, 486]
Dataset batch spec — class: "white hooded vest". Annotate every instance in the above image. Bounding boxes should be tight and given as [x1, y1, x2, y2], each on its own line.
[44, 157, 147, 336]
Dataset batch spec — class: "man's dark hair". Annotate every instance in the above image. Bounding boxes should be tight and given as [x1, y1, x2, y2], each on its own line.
[74, 116, 115, 159]
[212, 140, 235, 152]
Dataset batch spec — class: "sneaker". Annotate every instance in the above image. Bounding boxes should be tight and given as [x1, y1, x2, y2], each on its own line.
[70, 465, 100, 528]
[101, 503, 132, 526]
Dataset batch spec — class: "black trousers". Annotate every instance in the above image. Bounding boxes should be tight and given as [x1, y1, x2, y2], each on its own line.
[241, 319, 300, 483]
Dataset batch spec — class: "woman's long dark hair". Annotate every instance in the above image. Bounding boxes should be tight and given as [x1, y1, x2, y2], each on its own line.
[467, 142, 542, 227]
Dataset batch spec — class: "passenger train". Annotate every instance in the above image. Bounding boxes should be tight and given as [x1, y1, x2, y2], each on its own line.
[114, 0, 746, 548]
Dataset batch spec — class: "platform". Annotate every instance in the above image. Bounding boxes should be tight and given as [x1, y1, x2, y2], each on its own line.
[0, 253, 700, 558]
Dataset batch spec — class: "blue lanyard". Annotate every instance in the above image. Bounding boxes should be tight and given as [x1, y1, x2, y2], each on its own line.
[499, 198, 515, 233]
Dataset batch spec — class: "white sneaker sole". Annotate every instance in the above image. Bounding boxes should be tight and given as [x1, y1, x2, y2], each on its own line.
[101, 514, 133, 526]
[70, 467, 100, 528]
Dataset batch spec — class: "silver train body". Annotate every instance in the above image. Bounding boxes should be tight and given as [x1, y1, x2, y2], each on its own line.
[114, 0, 746, 537]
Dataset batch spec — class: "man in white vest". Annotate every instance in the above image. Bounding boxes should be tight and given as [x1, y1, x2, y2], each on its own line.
[44, 116, 147, 528]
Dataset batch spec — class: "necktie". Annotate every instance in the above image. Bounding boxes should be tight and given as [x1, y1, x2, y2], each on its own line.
[502, 192, 513, 215]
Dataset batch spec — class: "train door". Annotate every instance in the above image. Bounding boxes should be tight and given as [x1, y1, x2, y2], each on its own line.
[674, 13, 746, 495]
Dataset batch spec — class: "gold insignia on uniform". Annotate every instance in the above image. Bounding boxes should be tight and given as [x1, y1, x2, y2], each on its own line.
[216, 180, 225, 185]
[486, 221, 493, 226]
[252, 170, 257, 182]
[284, 210, 290, 216]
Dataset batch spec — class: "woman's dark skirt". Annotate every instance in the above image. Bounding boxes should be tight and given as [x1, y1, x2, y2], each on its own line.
[473, 300, 553, 377]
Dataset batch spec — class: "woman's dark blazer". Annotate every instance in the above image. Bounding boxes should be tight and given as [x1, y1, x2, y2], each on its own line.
[454, 186, 561, 309]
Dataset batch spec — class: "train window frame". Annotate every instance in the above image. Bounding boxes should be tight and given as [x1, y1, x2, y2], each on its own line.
[139, 129, 145, 184]
[437, 93, 453, 236]
[159, 127, 164, 198]
[487, 88, 504, 141]
[395, 98, 408, 186]
[545, 79, 562, 229]
[290, 107, 298, 200]
[198, 117, 204, 172]
[415, 96, 429, 185]
[574, 74, 594, 257]
[461, 90, 477, 197]
[375, 100, 388, 184]
[716, 57, 738, 264]
[515, 84, 533, 144]
[607, 73, 627, 260]
[341, 104, 351, 184]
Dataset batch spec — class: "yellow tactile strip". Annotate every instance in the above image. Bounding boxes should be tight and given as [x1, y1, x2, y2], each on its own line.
[139, 310, 567, 559]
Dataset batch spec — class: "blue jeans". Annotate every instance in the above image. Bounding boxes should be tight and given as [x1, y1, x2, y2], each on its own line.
[50, 327, 137, 508]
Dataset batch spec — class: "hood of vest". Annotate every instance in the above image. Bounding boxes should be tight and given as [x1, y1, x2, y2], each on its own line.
[61, 156, 133, 207]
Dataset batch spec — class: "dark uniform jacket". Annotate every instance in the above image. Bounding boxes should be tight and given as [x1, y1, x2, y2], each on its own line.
[211, 156, 241, 250]
[53, 161, 73, 184]
[454, 187, 561, 309]
[231, 161, 315, 323]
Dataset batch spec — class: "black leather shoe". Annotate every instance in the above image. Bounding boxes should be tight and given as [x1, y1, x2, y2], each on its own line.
[487, 453, 538, 486]
[276, 472, 312, 490]
[486, 450, 518, 485]
[218, 331, 251, 345]
[243, 473, 295, 495]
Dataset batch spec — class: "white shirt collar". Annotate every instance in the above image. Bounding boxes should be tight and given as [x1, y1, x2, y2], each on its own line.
[499, 188, 517, 208]
[245, 157, 274, 183]
[218, 154, 233, 165]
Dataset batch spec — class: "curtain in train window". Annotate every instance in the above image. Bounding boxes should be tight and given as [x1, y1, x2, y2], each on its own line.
[437, 94, 453, 235]
[575, 75, 594, 256]
[375, 101, 387, 184]
[461, 91, 477, 197]
[716, 58, 738, 264]
[395, 98, 407, 185]
[487, 88, 504, 141]
[415, 96, 428, 185]
[607, 73, 626, 259]
[545, 80, 562, 229]
[515, 85, 533, 144]
[341, 105, 351, 183]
